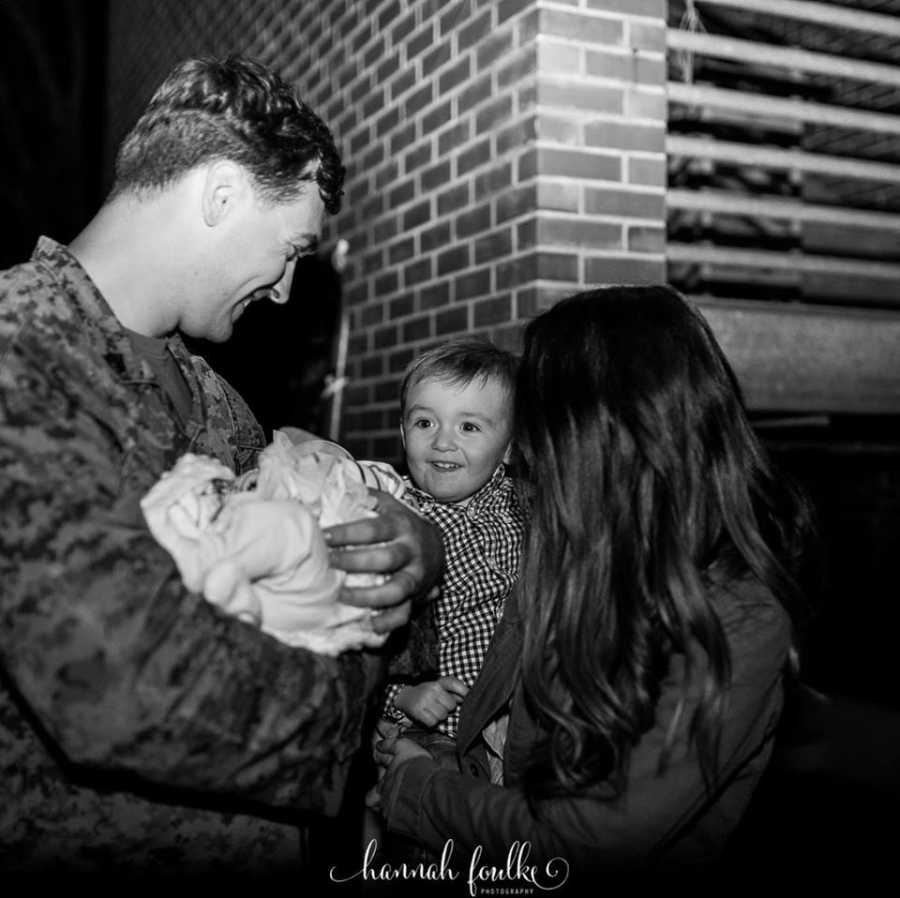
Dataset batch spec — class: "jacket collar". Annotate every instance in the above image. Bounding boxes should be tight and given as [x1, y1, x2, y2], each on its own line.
[456, 602, 523, 754]
[31, 236, 155, 384]
[31, 237, 205, 436]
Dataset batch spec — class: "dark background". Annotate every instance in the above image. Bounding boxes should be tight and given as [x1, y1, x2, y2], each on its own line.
[0, 0, 107, 269]
[1, 0, 898, 875]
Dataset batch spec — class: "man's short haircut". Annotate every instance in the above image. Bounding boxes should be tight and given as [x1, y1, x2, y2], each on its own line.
[400, 336, 518, 416]
[111, 55, 345, 213]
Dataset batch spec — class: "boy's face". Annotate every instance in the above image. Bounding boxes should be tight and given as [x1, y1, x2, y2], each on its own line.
[401, 375, 512, 505]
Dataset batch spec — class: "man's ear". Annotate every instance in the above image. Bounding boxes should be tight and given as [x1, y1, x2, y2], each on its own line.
[502, 441, 512, 465]
[201, 160, 247, 227]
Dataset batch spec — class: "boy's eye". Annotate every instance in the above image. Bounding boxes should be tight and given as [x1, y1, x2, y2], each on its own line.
[461, 422, 481, 433]
[413, 418, 433, 429]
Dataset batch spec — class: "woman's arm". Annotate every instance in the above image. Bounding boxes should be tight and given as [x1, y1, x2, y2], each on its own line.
[381, 586, 791, 870]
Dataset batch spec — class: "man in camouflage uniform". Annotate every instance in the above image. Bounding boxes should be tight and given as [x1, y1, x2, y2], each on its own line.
[0, 56, 443, 875]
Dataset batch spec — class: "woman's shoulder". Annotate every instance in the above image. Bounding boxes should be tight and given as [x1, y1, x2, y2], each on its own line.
[708, 574, 792, 661]
[709, 572, 784, 610]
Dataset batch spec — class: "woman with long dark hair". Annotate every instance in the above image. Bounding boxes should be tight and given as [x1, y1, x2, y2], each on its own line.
[373, 285, 810, 874]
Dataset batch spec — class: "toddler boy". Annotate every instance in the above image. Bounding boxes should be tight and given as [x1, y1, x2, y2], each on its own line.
[383, 337, 525, 741]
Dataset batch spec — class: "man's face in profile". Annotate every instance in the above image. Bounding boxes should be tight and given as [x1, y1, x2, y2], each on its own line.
[186, 178, 324, 343]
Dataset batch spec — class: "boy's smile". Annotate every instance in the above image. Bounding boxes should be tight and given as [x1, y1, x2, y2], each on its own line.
[401, 375, 512, 505]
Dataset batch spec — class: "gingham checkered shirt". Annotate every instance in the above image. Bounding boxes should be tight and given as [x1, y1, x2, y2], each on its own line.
[384, 465, 525, 737]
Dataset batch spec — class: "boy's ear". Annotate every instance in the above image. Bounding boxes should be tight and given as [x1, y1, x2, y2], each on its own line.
[399, 417, 406, 451]
[502, 441, 512, 465]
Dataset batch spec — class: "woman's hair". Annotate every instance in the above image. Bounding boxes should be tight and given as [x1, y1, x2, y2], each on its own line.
[515, 285, 810, 800]
[112, 56, 345, 213]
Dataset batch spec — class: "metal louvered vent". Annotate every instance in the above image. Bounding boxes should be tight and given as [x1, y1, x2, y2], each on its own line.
[667, 0, 900, 311]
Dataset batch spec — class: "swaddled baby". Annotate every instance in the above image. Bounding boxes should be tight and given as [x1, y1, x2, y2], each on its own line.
[140, 430, 409, 656]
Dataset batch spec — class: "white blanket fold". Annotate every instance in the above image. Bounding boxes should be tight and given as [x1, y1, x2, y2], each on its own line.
[140, 431, 409, 656]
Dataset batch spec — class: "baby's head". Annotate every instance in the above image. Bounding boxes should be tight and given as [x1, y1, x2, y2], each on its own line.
[399, 337, 517, 505]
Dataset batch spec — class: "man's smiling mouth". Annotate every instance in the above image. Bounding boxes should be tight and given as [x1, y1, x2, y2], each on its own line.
[233, 297, 253, 319]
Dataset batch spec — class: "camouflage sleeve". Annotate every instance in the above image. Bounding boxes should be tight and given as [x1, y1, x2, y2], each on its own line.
[0, 325, 384, 815]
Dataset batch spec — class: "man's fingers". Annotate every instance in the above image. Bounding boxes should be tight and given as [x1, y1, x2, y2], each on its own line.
[322, 518, 387, 547]
[338, 569, 417, 609]
[369, 600, 412, 634]
[323, 493, 444, 619]
[328, 539, 409, 574]
[322, 492, 399, 547]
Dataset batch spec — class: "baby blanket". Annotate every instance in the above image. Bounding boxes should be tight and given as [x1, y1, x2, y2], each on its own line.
[141, 430, 408, 656]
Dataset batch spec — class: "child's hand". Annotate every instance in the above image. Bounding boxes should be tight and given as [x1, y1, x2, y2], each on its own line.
[395, 677, 469, 728]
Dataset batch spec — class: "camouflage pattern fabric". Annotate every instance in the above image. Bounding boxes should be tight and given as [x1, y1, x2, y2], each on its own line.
[0, 238, 384, 874]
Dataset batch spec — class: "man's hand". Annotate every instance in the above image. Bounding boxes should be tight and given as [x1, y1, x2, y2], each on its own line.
[395, 677, 468, 728]
[323, 490, 444, 634]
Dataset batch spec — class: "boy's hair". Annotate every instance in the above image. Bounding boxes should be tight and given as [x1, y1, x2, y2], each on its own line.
[400, 337, 518, 416]
[111, 56, 345, 213]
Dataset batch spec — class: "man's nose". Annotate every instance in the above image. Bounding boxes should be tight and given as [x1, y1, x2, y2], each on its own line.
[270, 258, 296, 305]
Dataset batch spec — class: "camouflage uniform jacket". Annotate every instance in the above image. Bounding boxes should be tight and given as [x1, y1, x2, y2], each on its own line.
[0, 238, 382, 874]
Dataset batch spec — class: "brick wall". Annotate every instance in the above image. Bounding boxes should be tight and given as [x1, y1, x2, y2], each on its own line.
[106, 0, 668, 461]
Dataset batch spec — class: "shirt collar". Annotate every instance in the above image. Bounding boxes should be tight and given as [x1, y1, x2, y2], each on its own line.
[31, 236, 155, 383]
[407, 462, 507, 513]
